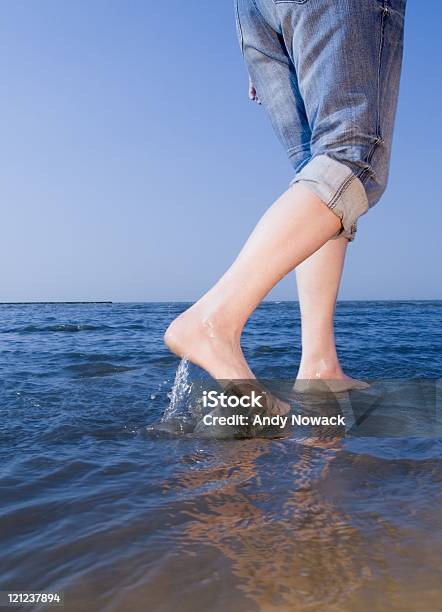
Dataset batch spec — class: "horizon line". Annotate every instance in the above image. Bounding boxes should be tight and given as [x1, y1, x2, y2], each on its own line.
[1, 299, 441, 305]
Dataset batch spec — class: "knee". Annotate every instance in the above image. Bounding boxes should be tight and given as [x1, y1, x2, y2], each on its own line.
[289, 154, 370, 242]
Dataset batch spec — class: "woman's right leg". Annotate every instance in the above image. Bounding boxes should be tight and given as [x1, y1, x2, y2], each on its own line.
[296, 236, 348, 380]
[237, 0, 405, 390]
[295, 237, 369, 389]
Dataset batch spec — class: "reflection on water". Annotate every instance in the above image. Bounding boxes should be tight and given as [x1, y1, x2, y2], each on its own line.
[0, 302, 441, 611]
[171, 441, 355, 611]
[157, 435, 442, 612]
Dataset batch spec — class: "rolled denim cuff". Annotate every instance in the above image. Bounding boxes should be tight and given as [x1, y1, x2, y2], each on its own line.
[289, 155, 369, 241]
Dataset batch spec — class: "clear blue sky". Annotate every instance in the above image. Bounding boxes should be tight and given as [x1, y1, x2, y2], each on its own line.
[1, 1, 441, 302]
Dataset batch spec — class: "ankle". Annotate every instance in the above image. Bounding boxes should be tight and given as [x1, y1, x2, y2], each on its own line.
[167, 302, 242, 348]
[194, 301, 243, 344]
[297, 353, 343, 379]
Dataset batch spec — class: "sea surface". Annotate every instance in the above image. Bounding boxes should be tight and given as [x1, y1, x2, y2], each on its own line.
[0, 301, 441, 611]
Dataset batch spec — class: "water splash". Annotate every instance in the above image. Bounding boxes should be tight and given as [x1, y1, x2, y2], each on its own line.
[161, 357, 193, 423]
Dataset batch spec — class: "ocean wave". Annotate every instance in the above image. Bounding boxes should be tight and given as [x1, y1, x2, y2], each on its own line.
[2, 323, 113, 334]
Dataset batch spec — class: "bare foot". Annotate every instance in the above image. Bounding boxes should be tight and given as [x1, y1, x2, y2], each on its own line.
[294, 363, 369, 394]
[164, 304, 255, 381]
[165, 305, 290, 415]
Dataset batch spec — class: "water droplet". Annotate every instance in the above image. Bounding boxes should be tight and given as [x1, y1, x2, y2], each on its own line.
[161, 357, 192, 422]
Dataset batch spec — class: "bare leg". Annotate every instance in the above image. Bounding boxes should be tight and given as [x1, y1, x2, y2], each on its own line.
[295, 236, 368, 390]
[165, 184, 341, 381]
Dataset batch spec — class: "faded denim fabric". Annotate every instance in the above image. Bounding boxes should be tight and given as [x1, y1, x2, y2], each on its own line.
[235, 0, 406, 240]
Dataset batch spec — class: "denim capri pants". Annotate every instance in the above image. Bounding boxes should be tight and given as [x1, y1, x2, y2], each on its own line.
[234, 0, 406, 240]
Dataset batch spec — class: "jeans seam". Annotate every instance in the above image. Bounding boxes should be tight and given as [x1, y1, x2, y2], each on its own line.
[358, 137, 382, 184]
[376, 0, 389, 137]
[235, 0, 244, 55]
[358, 1, 388, 186]
[328, 174, 356, 210]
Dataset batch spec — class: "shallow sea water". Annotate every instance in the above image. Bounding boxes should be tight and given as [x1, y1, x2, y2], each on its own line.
[0, 302, 441, 611]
